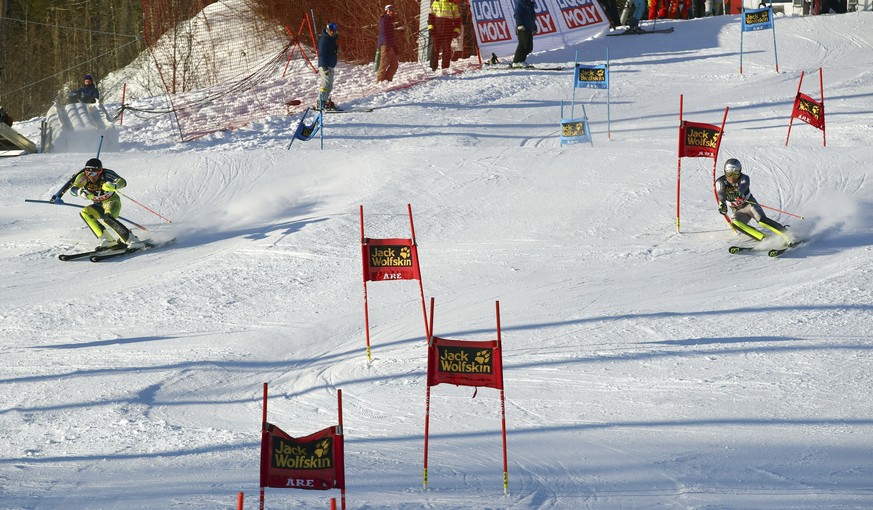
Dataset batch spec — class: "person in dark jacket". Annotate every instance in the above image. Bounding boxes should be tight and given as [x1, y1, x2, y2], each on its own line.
[715, 158, 788, 241]
[68, 74, 100, 104]
[0, 106, 12, 127]
[377, 5, 400, 82]
[317, 23, 340, 110]
[512, 0, 536, 68]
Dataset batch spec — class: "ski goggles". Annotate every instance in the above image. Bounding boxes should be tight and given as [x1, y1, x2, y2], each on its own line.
[725, 170, 741, 179]
[84, 168, 101, 178]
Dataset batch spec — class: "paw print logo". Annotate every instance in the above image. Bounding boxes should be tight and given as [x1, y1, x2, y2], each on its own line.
[399, 247, 411, 259]
[474, 350, 491, 365]
[314, 439, 331, 458]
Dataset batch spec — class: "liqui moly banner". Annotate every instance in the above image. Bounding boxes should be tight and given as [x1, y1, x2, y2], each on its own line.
[469, 0, 608, 58]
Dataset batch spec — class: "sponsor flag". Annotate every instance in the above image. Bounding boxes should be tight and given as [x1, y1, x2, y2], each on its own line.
[361, 237, 421, 282]
[791, 92, 825, 130]
[260, 423, 345, 491]
[678, 120, 722, 159]
[427, 336, 504, 389]
[574, 63, 608, 89]
[742, 7, 773, 31]
[469, 0, 608, 60]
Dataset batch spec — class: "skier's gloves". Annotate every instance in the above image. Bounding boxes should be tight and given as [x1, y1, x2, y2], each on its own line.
[718, 202, 727, 215]
[517, 25, 525, 31]
[102, 182, 117, 192]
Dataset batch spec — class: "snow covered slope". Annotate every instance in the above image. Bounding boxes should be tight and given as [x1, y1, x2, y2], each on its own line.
[1, 11, 872, 510]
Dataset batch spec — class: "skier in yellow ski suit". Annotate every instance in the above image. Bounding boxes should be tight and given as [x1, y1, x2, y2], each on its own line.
[69, 158, 142, 249]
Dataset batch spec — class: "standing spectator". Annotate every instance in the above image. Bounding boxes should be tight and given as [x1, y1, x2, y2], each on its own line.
[377, 5, 400, 82]
[597, 0, 622, 29]
[427, 0, 461, 72]
[649, 0, 668, 20]
[624, 0, 648, 33]
[512, 0, 536, 68]
[817, 0, 847, 13]
[317, 22, 340, 110]
[68, 74, 100, 104]
[0, 106, 12, 127]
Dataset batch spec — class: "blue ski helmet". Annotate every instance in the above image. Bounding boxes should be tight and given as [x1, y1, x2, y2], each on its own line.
[327, 23, 338, 32]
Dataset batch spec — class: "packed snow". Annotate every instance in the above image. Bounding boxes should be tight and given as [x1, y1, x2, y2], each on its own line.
[2, 11, 873, 510]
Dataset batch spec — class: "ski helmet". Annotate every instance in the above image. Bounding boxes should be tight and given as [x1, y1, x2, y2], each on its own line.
[326, 22, 338, 32]
[724, 158, 742, 180]
[84, 158, 103, 181]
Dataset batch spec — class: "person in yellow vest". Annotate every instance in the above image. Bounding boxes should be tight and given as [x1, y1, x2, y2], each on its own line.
[427, 0, 461, 72]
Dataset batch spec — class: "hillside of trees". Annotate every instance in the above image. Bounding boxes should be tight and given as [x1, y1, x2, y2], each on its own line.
[0, 0, 144, 120]
[0, 0, 431, 122]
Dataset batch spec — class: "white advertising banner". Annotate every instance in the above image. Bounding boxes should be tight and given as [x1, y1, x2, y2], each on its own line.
[469, 0, 608, 59]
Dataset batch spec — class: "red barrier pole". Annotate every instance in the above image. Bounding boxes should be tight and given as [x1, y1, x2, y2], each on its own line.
[119, 84, 127, 126]
[330, 498, 337, 510]
[237, 491, 244, 510]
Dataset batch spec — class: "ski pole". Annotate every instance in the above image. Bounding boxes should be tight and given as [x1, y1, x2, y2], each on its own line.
[119, 191, 173, 223]
[747, 200, 805, 219]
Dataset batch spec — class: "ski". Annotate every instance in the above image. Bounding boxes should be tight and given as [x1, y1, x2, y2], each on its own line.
[607, 27, 675, 36]
[58, 244, 125, 261]
[768, 240, 805, 258]
[89, 238, 176, 262]
[728, 245, 755, 254]
[311, 106, 374, 113]
[484, 64, 565, 71]
[728, 240, 804, 257]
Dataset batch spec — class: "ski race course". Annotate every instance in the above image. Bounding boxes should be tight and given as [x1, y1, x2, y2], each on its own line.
[2, 11, 873, 510]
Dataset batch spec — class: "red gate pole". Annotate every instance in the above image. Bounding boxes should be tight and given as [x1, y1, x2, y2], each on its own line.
[407, 204, 430, 339]
[237, 492, 244, 510]
[337, 390, 346, 510]
[713, 106, 732, 227]
[259, 383, 268, 510]
[423, 298, 436, 490]
[360, 206, 373, 362]
[785, 70, 804, 146]
[819, 67, 826, 147]
[676, 95, 683, 233]
[497, 301, 509, 495]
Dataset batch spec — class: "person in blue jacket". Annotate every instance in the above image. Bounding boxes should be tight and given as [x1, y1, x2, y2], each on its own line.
[317, 23, 340, 110]
[68, 74, 100, 104]
[512, 0, 536, 68]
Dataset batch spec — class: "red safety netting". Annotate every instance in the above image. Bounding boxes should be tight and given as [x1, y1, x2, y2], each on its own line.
[141, 0, 315, 141]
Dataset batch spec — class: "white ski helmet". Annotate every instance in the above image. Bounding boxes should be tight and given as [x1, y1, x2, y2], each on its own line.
[724, 158, 742, 178]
